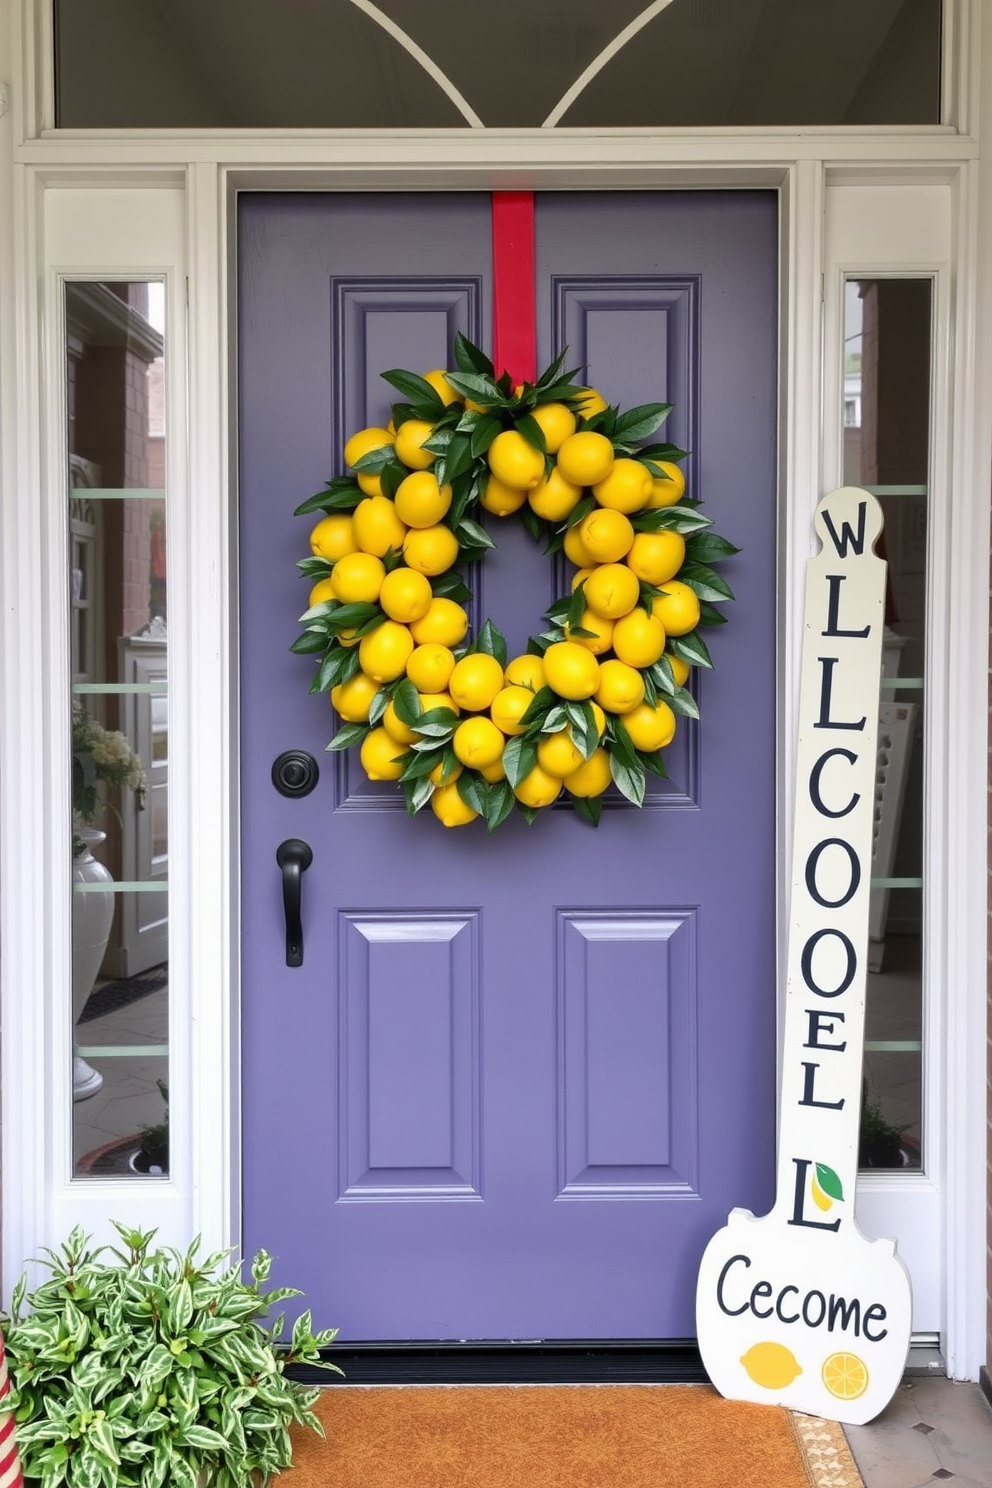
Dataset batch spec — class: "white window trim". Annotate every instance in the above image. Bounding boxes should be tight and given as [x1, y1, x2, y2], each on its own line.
[0, 0, 989, 1381]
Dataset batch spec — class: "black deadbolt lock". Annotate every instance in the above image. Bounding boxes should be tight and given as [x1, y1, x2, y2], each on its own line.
[271, 750, 319, 799]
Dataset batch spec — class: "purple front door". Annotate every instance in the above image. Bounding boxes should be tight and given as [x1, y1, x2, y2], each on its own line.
[239, 191, 778, 1341]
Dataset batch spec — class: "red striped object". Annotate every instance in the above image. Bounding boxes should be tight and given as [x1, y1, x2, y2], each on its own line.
[0, 1339, 23, 1488]
[491, 192, 536, 387]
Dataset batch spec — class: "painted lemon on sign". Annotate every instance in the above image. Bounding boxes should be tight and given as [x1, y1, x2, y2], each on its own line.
[740, 1341, 803, 1390]
[822, 1352, 869, 1401]
[810, 1161, 844, 1213]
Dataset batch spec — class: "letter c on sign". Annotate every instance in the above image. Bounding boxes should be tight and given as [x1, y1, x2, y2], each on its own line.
[716, 1254, 751, 1317]
[809, 748, 860, 819]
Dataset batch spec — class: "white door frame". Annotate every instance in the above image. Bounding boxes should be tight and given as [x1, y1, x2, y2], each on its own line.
[1, 0, 989, 1380]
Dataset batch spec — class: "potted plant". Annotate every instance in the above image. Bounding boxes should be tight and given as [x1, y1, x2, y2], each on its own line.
[132, 1081, 169, 1176]
[858, 1080, 911, 1168]
[1, 1223, 341, 1488]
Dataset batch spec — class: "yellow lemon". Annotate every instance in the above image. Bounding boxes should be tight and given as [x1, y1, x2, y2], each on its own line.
[565, 607, 614, 655]
[651, 580, 701, 636]
[740, 1342, 803, 1391]
[513, 763, 563, 809]
[402, 523, 460, 576]
[409, 598, 470, 648]
[592, 456, 653, 514]
[310, 513, 358, 563]
[563, 747, 612, 797]
[394, 470, 453, 529]
[571, 566, 595, 592]
[382, 698, 419, 745]
[620, 699, 676, 752]
[563, 524, 596, 567]
[448, 653, 505, 712]
[378, 566, 433, 623]
[504, 654, 546, 691]
[422, 369, 462, 406]
[490, 684, 537, 736]
[822, 1352, 869, 1401]
[478, 757, 506, 782]
[556, 430, 615, 486]
[530, 401, 576, 452]
[590, 700, 607, 738]
[352, 496, 407, 557]
[431, 780, 478, 827]
[330, 671, 380, 723]
[453, 716, 505, 769]
[488, 429, 546, 490]
[537, 728, 584, 778]
[574, 387, 608, 419]
[578, 508, 635, 563]
[647, 459, 686, 508]
[359, 726, 406, 781]
[664, 650, 691, 687]
[394, 418, 437, 469]
[583, 563, 640, 620]
[480, 475, 529, 517]
[419, 691, 460, 717]
[542, 641, 600, 700]
[358, 621, 414, 683]
[344, 425, 394, 471]
[528, 467, 582, 522]
[595, 658, 646, 714]
[406, 642, 456, 693]
[308, 575, 337, 607]
[331, 551, 386, 604]
[611, 608, 667, 668]
[626, 530, 687, 585]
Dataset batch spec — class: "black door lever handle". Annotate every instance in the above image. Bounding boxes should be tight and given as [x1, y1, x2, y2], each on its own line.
[276, 838, 313, 967]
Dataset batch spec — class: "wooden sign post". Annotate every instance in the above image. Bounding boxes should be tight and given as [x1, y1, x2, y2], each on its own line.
[696, 487, 912, 1425]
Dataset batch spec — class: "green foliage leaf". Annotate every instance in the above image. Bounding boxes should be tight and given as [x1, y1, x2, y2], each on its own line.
[514, 412, 547, 454]
[684, 531, 741, 563]
[609, 752, 646, 807]
[352, 442, 398, 474]
[632, 504, 712, 536]
[326, 722, 368, 751]
[294, 478, 363, 516]
[571, 794, 603, 827]
[612, 402, 673, 442]
[390, 677, 423, 728]
[502, 735, 538, 789]
[667, 686, 700, 720]
[404, 777, 435, 815]
[444, 370, 506, 405]
[453, 332, 494, 376]
[679, 564, 736, 603]
[517, 686, 556, 730]
[290, 630, 331, 656]
[564, 494, 596, 530]
[431, 570, 473, 603]
[669, 630, 714, 669]
[485, 780, 516, 833]
[380, 367, 446, 411]
[455, 518, 495, 554]
[471, 618, 508, 668]
[697, 600, 729, 626]
[815, 1162, 844, 1202]
[470, 415, 502, 459]
[457, 771, 489, 816]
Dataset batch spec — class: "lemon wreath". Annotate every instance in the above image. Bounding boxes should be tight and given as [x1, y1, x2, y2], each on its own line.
[293, 335, 737, 830]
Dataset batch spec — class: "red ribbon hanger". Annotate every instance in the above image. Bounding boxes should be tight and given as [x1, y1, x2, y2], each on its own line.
[491, 192, 536, 386]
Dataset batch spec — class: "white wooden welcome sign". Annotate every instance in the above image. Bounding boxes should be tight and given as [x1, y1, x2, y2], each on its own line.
[696, 487, 912, 1425]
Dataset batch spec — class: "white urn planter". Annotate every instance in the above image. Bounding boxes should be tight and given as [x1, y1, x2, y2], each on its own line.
[71, 826, 115, 1100]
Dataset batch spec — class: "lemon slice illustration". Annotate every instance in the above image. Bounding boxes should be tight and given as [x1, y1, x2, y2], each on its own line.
[740, 1341, 802, 1389]
[822, 1351, 869, 1400]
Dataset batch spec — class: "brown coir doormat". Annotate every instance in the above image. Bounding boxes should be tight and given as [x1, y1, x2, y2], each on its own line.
[277, 1385, 865, 1488]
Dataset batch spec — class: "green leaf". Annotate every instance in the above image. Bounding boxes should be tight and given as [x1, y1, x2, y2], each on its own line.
[391, 677, 423, 727]
[520, 506, 545, 544]
[290, 630, 331, 656]
[565, 700, 600, 760]
[517, 686, 556, 729]
[571, 795, 603, 827]
[565, 582, 587, 632]
[485, 780, 516, 833]
[607, 715, 640, 772]
[669, 630, 713, 669]
[431, 570, 473, 603]
[516, 803, 539, 825]
[679, 564, 736, 603]
[351, 443, 397, 474]
[815, 1162, 844, 1202]
[564, 494, 596, 530]
[470, 415, 502, 459]
[457, 771, 489, 816]
[327, 721, 368, 751]
[324, 600, 380, 633]
[380, 367, 446, 410]
[684, 532, 741, 563]
[178, 1423, 230, 1452]
[404, 777, 435, 815]
[453, 332, 494, 377]
[294, 479, 363, 516]
[697, 600, 729, 627]
[609, 752, 646, 807]
[444, 370, 505, 405]
[514, 412, 547, 454]
[648, 658, 676, 695]
[667, 686, 700, 720]
[310, 646, 349, 695]
[472, 618, 508, 667]
[612, 402, 673, 442]
[295, 556, 335, 579]
[379, 460, 408, 501]
[641, 748, 669, 779]
[502, 735, 538, 789]
[455, 518, 495, 552]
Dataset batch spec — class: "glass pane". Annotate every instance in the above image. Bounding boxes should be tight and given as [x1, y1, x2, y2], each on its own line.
[55, 0, 941, 130]
[844, 276, 931, 1172]
[68, 280, 170, 1181]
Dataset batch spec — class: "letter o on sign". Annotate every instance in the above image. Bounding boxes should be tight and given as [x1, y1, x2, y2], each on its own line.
[801, 928, 857, 999]
[805, 838, 862, 909]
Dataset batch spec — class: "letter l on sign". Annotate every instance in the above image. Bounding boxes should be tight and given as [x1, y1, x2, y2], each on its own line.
[695, 488, 912, 1426]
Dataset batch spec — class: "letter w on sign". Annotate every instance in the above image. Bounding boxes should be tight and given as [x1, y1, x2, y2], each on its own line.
[695, 488, 912, 1426]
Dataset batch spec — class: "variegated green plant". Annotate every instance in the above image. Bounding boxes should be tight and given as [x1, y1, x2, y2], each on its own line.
[1, 1224, 341, 1488]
